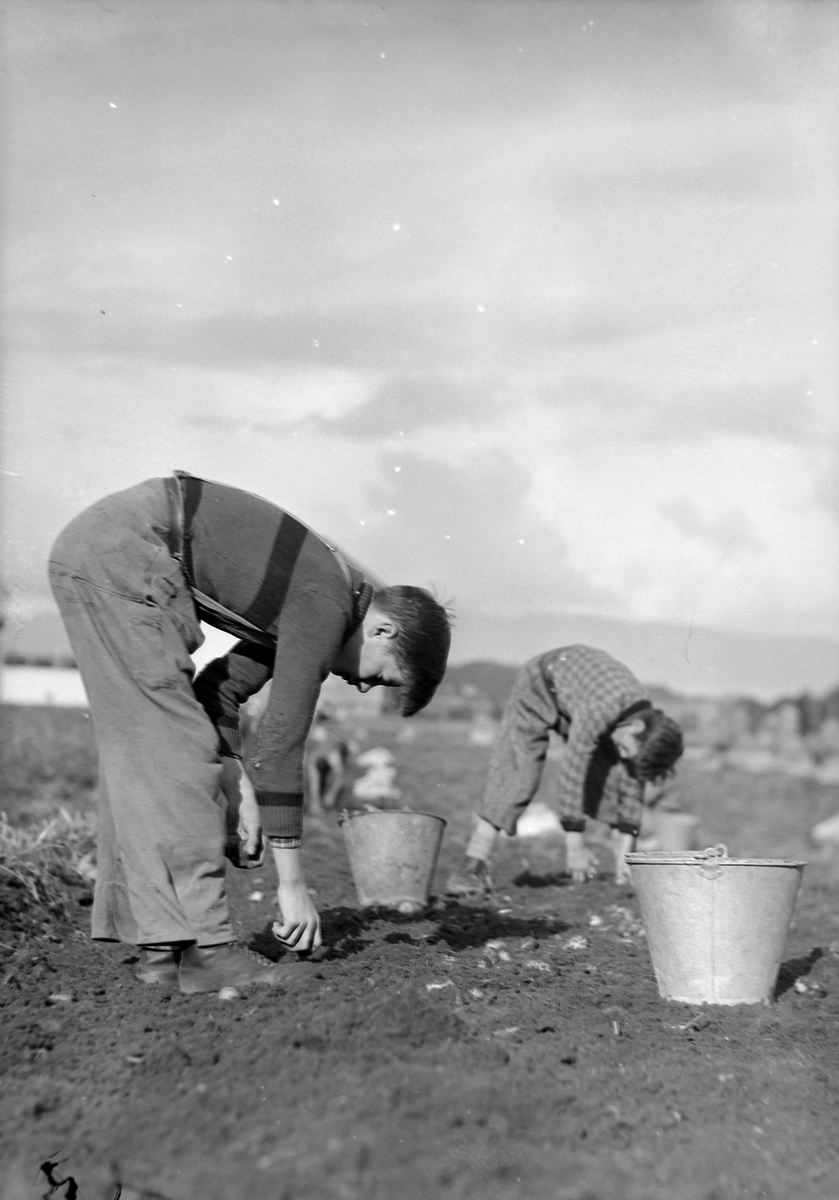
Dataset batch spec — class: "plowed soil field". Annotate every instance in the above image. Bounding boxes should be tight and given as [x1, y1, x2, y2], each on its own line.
[3, 714, 839, 1200]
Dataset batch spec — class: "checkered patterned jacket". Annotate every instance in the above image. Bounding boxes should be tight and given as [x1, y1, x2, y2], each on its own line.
[533, 645, 651, 833]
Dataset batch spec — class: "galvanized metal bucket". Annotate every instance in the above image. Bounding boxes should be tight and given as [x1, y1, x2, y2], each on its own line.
[647, 810, 701, 852]
[626, 845, 806, 1005]
[341, 809, 447, 912]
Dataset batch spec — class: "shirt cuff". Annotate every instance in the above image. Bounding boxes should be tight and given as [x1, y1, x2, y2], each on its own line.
[217, 717, 243, 758]
[268, 835, 302, 850]
[257, 790, 304, 840]
[466, 817, 499, 861]
[561, 817, 586, 833]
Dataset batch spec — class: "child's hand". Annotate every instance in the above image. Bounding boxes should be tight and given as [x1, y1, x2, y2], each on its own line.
[274, 881, 322, 952]
[612, 831, 636, 885]
[565, 832, 598, 883]
[270, 842, 322, 952]
[220, 757, 265, 867]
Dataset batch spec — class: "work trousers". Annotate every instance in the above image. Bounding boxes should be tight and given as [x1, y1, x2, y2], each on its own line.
[48, 479, 232, 946]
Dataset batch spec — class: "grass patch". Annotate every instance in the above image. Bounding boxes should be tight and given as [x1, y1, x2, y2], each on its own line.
[0, 704, 98, 822]
[0, 807, 97, 943]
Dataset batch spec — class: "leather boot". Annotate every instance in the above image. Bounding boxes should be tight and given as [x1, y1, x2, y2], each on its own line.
[178, 943, 285, 995]
[445, 857, 493, 900]
[136, 945, 181, 984]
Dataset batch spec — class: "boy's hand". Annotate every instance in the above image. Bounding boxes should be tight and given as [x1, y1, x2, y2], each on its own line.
[220, 756, 265, 867]
[612, 831, 636, 885]
[271, 844, 322, 952]
[565, 831, 598, 883]
[273, 881, 322, 952]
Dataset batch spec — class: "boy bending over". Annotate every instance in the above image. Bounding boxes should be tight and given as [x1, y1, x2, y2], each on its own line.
[446, 645, 683, 898]
[49, 471, 451, 993]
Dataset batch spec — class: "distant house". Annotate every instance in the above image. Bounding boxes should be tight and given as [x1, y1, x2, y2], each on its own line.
[0, 664, 88, 707]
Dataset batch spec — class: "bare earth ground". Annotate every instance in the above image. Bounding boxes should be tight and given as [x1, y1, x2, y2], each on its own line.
[3, 713, 839, 1200]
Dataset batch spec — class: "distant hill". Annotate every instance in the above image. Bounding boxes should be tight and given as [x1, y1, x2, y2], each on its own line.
[442, 660, 688, 712]
[4, 602, 838, 703]
[448, 609, 839, 702]
[442, 661, 519, 710]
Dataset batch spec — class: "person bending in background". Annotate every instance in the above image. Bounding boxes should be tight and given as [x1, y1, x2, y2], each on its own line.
[48, 471, 451, 994]
[446, 644, 683, 899]
[304, 712, 353, 817]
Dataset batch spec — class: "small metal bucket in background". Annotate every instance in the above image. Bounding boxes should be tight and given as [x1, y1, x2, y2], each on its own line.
[646, 810, 700, 852]
[341, 810, 447, 913]
[626, 845, 806, 1005]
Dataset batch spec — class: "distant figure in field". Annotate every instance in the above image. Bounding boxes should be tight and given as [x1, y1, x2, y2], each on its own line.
[446, 644, 684, 898]
[351, 746, 402, 805]
[637, 776, 699, 852]
[304, 714, 351, 816]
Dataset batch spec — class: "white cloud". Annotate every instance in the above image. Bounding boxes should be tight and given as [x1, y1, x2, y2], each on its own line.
[3, 0, 838, 688]
[527, 432, 838, 637]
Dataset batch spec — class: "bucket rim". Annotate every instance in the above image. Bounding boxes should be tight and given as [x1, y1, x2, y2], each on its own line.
[341, 808, 448, 828]
[625, 851, 806, 867]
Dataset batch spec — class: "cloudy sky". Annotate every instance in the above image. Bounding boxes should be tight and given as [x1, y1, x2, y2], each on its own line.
[2, 0, 838, 696]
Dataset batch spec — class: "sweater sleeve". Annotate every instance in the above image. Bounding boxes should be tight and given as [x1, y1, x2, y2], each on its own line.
[248, 584, 349, 841]
[597, 762, 644, 836]
[192, 641, 274, 758]
[612, 769, 644, 836]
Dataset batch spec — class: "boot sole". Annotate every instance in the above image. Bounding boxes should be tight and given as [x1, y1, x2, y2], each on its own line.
[136, 968, 180, 985]
[178, 972, 284, 995]
[445, 878, 491, 900]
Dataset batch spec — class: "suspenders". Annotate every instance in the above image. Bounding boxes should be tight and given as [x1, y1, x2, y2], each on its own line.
[166, 471, 369, 650]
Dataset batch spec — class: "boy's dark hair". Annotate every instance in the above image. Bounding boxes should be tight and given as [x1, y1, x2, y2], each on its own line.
[634, 708, 684, 782]
[372, 585, 452, 716]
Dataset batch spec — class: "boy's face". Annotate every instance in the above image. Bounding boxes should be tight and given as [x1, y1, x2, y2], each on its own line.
[333, 607, 406, 693]
[351, 638, 404, 693]
[611, 718, 645, 760]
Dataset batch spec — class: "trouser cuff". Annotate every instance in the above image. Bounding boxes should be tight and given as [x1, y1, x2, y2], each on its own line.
[466, 816, 499, 862]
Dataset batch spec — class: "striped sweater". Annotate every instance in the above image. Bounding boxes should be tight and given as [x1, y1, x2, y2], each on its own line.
[169, 472, 373, 841]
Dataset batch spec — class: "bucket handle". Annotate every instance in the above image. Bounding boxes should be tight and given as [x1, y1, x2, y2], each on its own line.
[698, 843, 729, 880]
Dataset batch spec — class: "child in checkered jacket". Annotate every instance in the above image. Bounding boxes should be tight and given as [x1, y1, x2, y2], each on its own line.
[446, 645, 683, 898]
